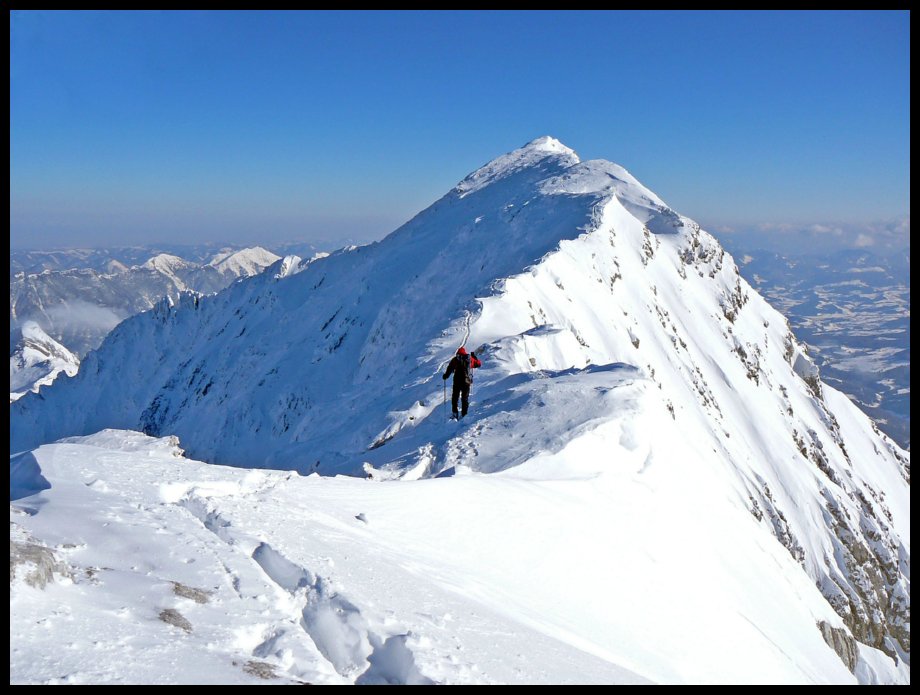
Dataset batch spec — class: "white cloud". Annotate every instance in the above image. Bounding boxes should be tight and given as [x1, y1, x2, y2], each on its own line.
[756, 222, 796, 233]
[711, 215, 909, 254]
[808, 224, 843, 236]
[45, 301, 123, 334]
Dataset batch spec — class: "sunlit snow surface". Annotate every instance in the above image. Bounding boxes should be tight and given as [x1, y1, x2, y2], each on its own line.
[9, 322, 79, 402]
[9, 430, 904, 684]
[10, 138, 910, 683]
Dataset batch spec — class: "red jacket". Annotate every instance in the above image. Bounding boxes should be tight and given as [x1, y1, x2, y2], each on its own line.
[443, 350, 481, 385]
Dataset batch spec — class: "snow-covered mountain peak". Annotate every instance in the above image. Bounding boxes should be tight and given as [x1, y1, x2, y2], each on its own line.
[273, 255, 304, 279]
[452, 138, 672, 241]
[142, 253, 194, 273]
[537, 156, 673, 228]
[208, 246, 281, 278]
[524, 135, 575, 154]
[18, 320, 53, 343]
[13, 322, 77, 366]
[10, 321, 79, 401]
[455, 135, 580, 197]
[104, 259, 129, 275]
[10, 139, 910, 679]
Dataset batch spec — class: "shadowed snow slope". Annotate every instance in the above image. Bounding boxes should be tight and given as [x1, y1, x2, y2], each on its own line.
[10, 137, 910, 681]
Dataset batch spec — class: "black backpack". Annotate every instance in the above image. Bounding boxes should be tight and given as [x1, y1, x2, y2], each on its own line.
[457, 353, 473, 386]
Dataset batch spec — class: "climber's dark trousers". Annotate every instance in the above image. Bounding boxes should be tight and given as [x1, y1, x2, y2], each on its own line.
[451, 382, 470, 417]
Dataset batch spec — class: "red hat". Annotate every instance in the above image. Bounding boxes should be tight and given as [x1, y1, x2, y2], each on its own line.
[457, 346, 467, 355]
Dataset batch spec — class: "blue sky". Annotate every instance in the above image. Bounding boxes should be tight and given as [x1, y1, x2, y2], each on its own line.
[10, 10, 910, 250]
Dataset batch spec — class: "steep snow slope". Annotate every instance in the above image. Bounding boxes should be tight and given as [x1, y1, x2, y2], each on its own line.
[10, 137, 910, 674]
[209, 247, 281, 278]
[10, 431, 905, 684]
[10, 321, 79, 402]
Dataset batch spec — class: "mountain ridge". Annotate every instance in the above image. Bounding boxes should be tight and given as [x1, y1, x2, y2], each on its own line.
[10, 137, 910, 674]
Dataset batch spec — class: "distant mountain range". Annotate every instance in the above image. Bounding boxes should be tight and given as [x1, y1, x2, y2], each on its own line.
[9, 246, 282, 395]
[10, 241, 338, 277]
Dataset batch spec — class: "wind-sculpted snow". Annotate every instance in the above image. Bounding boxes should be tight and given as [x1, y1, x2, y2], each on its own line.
[11, 431, 652, 684]
[10, 137, 910, 677]
[9, 431, 901, 684]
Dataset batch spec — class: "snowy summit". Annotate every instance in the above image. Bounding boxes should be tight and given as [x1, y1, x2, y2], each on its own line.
[208, 247, 281, 278]
[10, 138, 910, 684]
[9, 321, 79, 402]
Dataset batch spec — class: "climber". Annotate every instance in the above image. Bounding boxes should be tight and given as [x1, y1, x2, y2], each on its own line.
[442, 347, 482, 420]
